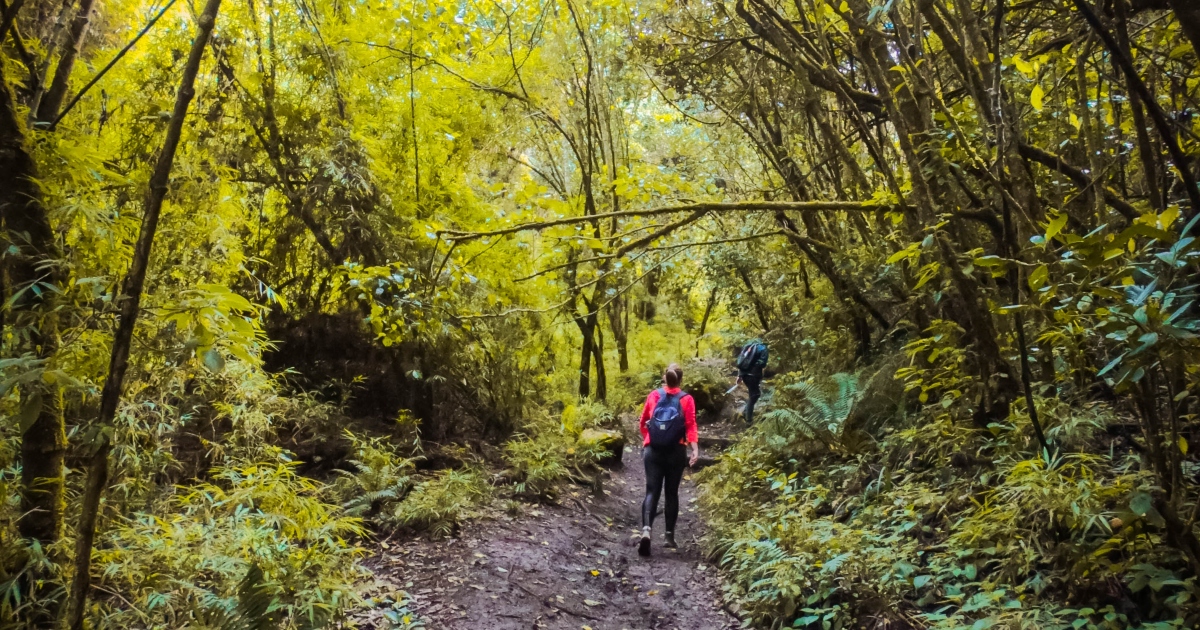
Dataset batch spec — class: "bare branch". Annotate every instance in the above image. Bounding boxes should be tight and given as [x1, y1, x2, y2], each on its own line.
[440, 200, 895, 242]
[1018, 143, 1139, 220]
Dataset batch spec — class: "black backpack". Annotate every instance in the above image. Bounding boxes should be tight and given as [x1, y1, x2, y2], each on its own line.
[647, 389, 686, 447]
[737, 342, 763, 371]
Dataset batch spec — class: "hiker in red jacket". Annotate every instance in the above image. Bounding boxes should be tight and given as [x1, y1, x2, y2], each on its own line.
[637, 363, 699, 556]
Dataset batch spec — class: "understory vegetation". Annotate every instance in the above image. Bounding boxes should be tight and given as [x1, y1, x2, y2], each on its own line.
[701, 368, 1183, 629]
[2, 0, 1200, 627]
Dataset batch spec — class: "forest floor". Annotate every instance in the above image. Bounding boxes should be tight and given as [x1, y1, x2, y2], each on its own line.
[355, 415, 742, 630]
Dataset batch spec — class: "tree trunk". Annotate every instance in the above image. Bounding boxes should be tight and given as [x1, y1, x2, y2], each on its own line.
[735, 266, 771, 332]
[1116, 0, 1165, 212]
[845, 0, 1018, 423]
[0, 0, 26, 40]
[1168, 0, 1200, 58]
[66, 0, 223, 627]
[25, 0, 77, 119]
[1, 41, 67, 626]
[608, 296, 629, 373]
[696, 287, 718, 357]
[592, 313, 606, 401]
[576, 313, 593, 399]
[35, 0, 97, 123]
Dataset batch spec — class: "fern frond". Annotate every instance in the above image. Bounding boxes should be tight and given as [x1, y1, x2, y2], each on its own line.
[830, 373, 859, 428]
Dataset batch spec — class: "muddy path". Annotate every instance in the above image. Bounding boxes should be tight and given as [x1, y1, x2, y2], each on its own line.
[359, 419, 740, 630]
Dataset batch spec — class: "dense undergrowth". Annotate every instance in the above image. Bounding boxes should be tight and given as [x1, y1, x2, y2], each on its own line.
[699, 359, 1194, 630]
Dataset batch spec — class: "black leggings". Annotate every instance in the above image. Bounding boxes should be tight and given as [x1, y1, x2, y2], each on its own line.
[642, 444, 687, 532]
[743, 374, 762, 423]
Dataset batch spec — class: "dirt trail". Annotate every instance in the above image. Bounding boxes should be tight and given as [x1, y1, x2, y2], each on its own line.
[360, 419, 739, 630]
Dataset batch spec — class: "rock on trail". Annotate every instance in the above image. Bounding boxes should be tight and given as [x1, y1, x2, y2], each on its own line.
[360, 422, 740, 629]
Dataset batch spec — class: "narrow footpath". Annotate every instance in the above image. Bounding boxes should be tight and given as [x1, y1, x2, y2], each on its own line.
[358, 417, 739, 629]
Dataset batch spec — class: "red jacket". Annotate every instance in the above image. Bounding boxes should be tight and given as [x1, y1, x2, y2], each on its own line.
[639, 387, 698, 446]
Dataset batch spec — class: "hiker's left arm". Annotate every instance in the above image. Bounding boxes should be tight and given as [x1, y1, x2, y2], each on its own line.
[684, 396, 699, 465]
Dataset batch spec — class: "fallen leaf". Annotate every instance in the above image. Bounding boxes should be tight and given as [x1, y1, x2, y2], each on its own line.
[646, 590, 659, 596]
[584, 599, 602, 607]
[590, 570, 599, 576]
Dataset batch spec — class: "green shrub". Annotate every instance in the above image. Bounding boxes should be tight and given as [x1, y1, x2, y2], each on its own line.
[699, 359, 1193, 630]
[504, 433, 573, 499]
[93, 452, 365, 629]
[331, 430, 417, 518]
[619, 359, 733, 420]
[561, 400, 619, 434]
[392, 466, 490, 537]
[759, 372, 865, 452]
[682, 360, 735, 418]
[503, 410, 608, 500]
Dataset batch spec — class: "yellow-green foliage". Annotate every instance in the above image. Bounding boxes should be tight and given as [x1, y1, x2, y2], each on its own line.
[94, 454, 365, 629]
[332, 431, 417, 518]
[392, 466, 490, 538]
[560, 401, 619, 435]
[618, 359, 733, 418]
[503, 408, 610, 500]
[699, 378, 1179, 630]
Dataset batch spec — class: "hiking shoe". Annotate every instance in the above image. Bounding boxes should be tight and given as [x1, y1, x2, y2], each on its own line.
[664, 531, 677, 549]
[638, 526, 652, 557]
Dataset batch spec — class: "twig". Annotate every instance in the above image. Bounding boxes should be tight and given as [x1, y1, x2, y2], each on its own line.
[50, 0, 180, 128]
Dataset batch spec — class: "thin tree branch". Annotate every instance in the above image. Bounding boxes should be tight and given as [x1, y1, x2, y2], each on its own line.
[439, 200, 895, 242]
[49, 0, 180, 128]
[1073, 0, 1200, 213]
[1018, 143, 1139, 219]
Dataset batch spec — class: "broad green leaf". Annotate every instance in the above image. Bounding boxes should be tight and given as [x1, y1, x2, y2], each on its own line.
[1044, 213, 1067, 240]
[19, 392, 42, 434]
[1028, 265, 1049, 291]
[203, 348, 226, 373]
[1130, 491, 1153, 516]
[1030, 85, 1045, 111]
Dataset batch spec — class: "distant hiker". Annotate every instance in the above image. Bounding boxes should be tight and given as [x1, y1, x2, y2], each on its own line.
[735, 337, 769, 423]
[638, 363, 699, 557]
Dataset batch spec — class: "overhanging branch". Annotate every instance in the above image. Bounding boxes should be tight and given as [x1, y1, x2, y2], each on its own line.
[439, 200, 894, 242]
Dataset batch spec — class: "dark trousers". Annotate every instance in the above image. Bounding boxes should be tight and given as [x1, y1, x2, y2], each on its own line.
[642, 444, 687, 532]
[743, 374, 762, 423]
